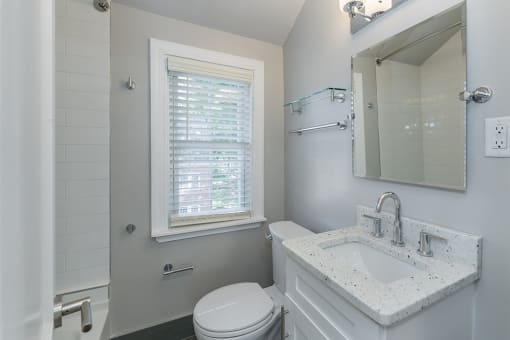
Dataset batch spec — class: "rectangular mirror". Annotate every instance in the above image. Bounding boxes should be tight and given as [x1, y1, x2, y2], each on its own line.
[352, 3, 467, 191]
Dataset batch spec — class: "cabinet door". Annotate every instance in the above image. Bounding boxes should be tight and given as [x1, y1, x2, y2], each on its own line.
[286, 258, 382, 340]
[285, 296, 328, 340]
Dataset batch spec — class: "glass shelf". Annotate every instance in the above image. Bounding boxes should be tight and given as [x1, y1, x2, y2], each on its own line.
[284, 87, 347, 113]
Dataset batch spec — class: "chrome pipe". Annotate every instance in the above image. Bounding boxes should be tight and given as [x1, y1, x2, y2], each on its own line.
[280, 306, 289, 339]
[281, 306, 285, 340]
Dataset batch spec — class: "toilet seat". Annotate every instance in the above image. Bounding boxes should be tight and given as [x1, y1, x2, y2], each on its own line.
[193, 282, 275, 338]
[194, 311, 275, 339]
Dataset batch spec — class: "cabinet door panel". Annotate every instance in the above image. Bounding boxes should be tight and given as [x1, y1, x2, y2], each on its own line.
[293, 327, 308, 340]
[286, 258, 381, 340]
[286, 296, 328, 340]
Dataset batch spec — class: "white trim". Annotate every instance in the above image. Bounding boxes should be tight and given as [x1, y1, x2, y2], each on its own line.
[150, 38, 265, 241]
[1, 0, 55, 337]
[154, 217, 267, 243]
[166, 55, 254, 81]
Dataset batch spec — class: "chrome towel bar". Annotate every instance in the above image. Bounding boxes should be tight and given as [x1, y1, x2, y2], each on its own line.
[289, 121, 348, 135]
[163, 263, 194, 276]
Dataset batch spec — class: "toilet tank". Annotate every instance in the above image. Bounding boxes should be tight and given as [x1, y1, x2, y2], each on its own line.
[269, 221, 313, 293]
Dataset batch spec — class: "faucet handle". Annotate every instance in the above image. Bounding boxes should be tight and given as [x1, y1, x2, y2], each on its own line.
[54, 296, 93, 333]
[363, 214, 383, 238]
[417, 231, 447, 257]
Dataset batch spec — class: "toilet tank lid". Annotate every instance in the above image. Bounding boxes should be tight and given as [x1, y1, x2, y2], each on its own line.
[268, 221, 313, 241]
[193, 282, 274, 334]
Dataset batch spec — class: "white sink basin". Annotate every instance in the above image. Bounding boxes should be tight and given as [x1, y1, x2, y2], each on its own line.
[284, 225, 482, 325]
[320, 241, 423, 283]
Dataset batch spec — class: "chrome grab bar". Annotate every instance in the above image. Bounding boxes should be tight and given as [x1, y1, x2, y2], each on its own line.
[54, 296, 92, 333]
[163, 263, 194, 276]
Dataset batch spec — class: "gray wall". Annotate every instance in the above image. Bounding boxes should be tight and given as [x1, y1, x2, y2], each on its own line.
[110, 4, 285, 336]
[284, 0, 510, 339]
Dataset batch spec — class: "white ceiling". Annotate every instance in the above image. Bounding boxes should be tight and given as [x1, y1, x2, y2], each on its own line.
[113, 0, 306, 45]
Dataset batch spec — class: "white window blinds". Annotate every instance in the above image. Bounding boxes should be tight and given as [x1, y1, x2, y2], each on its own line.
[167, 56, 254, 227]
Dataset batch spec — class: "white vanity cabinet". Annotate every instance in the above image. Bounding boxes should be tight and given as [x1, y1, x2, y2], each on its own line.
[284, 257, 474, 340]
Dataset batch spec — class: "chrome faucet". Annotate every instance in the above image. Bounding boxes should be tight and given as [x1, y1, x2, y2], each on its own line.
[54, 296, 92, 333]
[375, 192, 405, 247]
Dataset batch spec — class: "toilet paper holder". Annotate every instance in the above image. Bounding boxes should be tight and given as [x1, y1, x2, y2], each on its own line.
[162, 263, 194, 276]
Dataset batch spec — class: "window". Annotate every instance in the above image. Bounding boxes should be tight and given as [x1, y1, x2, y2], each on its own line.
[168, 63, 253, 226]
[150, 39, 265, 242]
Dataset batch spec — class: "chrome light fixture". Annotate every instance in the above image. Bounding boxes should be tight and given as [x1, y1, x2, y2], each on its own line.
[364, 0, 392, 18]
[339, 0, 391, 21]
[339, 0, 370, 20]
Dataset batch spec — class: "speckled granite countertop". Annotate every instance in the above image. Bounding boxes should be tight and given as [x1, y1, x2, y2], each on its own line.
[282, 206, 482, 326]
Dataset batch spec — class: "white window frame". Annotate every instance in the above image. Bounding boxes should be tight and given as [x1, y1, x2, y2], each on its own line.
[150, 38, 265, 242]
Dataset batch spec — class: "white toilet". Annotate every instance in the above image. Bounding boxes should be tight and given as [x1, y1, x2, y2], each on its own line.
[193, 221, 313, 340]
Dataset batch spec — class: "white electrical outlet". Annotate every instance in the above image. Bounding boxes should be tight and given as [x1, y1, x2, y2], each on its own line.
[492, 124, 507, 149]
[485, 117, 510, 157]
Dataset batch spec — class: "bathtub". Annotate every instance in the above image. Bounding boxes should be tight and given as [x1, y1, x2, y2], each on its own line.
[53, 301, 109, 340]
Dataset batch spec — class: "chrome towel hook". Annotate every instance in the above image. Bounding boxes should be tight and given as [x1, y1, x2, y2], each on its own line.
[94, 0, 110, 12]
[125, 224, 136, 234]
[126, 76, 136, 90]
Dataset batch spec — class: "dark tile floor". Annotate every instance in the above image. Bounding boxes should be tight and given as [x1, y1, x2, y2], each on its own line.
[112, 315, 195, 340]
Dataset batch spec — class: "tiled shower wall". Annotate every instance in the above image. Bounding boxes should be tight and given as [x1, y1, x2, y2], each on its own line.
[55, 0, 110, 293]
[374, 32, 465, 188]
[420, 31, 466, 188]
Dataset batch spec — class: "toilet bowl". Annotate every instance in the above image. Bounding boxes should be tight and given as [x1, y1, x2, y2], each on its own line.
[193, 221, 313, 340]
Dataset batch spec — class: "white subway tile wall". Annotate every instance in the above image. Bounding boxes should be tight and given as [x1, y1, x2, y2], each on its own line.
[374, 32, 465, 188]
[55, 0, 110, 293]
[420, 32, 466, 188]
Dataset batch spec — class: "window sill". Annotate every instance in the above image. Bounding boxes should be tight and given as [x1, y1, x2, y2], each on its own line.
[153, 216, 267, 243]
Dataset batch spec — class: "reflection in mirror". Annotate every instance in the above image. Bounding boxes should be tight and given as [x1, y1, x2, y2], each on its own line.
[352, 3, 466, 190]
